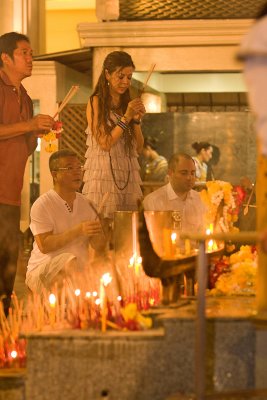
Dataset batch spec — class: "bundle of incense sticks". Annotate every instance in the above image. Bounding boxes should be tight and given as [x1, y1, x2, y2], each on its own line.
[53, 85, 80, 119]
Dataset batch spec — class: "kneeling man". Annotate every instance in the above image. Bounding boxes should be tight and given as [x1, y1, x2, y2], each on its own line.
[26, 149, 103, 293]
[143, 152, 206, 232]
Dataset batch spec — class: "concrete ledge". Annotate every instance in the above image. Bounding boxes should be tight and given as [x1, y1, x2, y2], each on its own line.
[0, 368, 26, 400]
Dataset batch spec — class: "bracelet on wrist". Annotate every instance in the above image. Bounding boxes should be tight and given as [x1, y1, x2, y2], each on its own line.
[117, 119, 128, 130]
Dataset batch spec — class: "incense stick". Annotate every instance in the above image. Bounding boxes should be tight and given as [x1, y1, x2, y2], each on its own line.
[97, 192, 110, 214]
[139, 63, 156, 96]
[243, 183, 255, 215]
[87, 199, 108, 239]
[53, 85, 80, 119]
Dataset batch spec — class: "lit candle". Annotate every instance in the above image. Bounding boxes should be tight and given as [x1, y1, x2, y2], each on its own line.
[74, 288, 81, 318]
[171, 232, 177, 244]
[9, 349, 18, 368]
[162, 229, 177, 259]
[206, 223, 218, 252]
[129, 254, 142, 274]
[49, 293, 56, 328]
[100, 273, 112, 333]
[207, 239, 214, 252]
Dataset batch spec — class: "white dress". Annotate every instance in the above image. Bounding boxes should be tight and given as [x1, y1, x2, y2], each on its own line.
[82, 124, 143, 218]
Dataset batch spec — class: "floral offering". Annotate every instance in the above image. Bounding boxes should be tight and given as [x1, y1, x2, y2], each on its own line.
[43, 121, 63, 153]
[200, 180, 238, 232]
[209, 245, 257, 296]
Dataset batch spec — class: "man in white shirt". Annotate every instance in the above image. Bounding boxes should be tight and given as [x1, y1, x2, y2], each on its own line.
[143, 152, 206, 232]
[26, 149, 104, 293]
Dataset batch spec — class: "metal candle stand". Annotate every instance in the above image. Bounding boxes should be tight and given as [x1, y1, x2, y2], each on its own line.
[139, 213, 267, 399]
[139, 211, 223, 304]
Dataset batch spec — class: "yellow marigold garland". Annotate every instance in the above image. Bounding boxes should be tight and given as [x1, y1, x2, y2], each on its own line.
[42, 121, 63, 153]
[210, 245, 257, 296]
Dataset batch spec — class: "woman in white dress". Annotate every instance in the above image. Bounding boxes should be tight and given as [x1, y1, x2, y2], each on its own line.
[82, 51, 146, 218]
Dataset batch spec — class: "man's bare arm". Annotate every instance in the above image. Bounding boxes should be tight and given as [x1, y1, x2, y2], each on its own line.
[0, 114, 55, 140]
[35, 221, 102, 254]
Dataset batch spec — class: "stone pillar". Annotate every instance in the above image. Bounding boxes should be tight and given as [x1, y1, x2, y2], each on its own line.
[26, 0, 46, 55]
[96, 0, 119, 22]
[0, 0, 14, 34]
[0, 0, 46, 55]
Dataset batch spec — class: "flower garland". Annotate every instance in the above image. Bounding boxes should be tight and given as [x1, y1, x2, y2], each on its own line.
[42, 121, 63, 153]
[200, 180, 238, 232]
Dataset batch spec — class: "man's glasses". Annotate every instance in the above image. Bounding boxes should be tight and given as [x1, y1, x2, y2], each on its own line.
[54, 166, 84, 172]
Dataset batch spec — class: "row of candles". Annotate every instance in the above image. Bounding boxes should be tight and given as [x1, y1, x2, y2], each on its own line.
[0, 265, 160, 369]
[162, 224, 220, 260]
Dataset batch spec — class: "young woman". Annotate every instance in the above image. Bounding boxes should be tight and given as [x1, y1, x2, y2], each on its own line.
[82, 51, 146, 218]
[141, 137, 168, 182]
[191, 141, 213, 183]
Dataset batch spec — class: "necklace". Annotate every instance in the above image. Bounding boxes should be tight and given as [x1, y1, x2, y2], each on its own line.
[109, 153, 130, 191]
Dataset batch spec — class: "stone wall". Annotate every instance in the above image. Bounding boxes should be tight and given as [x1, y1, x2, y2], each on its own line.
[25, 316, 256, 400]
[142, 111, 256, 185]
[0, 369, 26, 400]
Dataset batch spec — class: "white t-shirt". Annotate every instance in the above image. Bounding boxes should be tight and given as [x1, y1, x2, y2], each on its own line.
[27, 189, 96, 272]
[143, 182, 206, 232]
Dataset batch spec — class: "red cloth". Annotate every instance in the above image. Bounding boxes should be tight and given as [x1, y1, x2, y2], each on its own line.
[0, 70, 34, 205]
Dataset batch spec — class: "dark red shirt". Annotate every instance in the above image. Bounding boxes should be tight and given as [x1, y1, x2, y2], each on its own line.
[0, 70, 35, 206]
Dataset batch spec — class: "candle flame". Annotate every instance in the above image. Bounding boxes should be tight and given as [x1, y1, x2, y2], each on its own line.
[208, 239, 214, 251]
[85, 292, 91, 298]
[206, 223, 214, 235]
[101, 272, 112, 287]
[129, 254, 135, 267]
[171, 232, 177, 243]
[206, 224, 218, 252]
[149, 298, 155, 306]
[95, 298, 101, 305]
[207, 239, 218, 252]
[10, 350, 17, 359]
[129, 253, 142, 267]
[49, 293, 56, 307]
[74, 289, 81, 297]
[92, 291, 98, 297]
[117, 295, 122, 301]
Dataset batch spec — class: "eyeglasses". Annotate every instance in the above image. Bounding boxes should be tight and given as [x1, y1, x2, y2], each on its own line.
[54, 166, 84, 172]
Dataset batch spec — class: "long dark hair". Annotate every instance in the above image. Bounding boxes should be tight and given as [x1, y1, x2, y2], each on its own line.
[256, 2, 267, 19]
[192, 141, 212, 155]
[90, 51, 135, 150]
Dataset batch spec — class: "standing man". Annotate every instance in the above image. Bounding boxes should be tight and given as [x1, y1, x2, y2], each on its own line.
[0, 32, 55, 314]
[143, 152, 206, 232]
